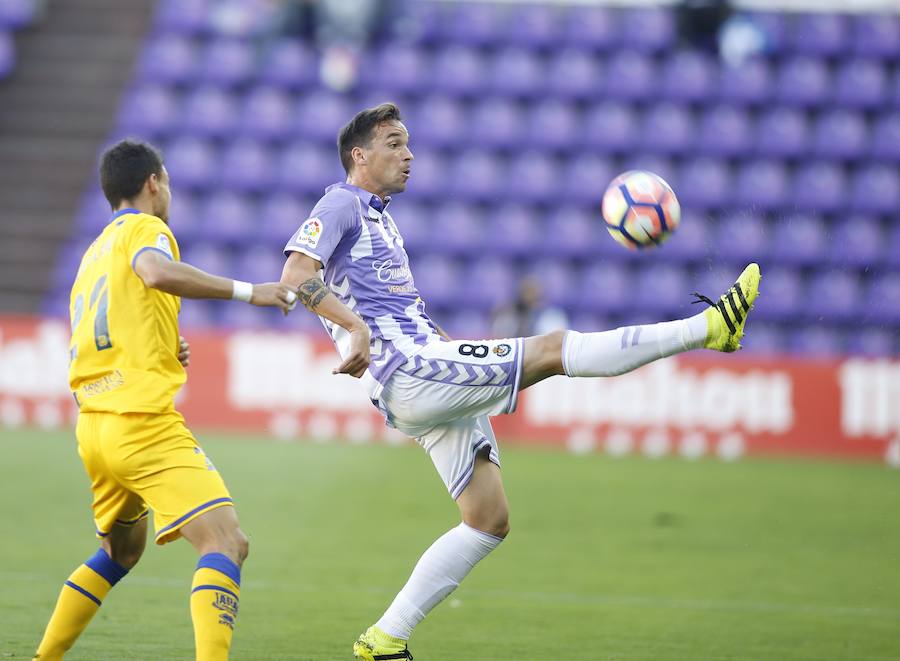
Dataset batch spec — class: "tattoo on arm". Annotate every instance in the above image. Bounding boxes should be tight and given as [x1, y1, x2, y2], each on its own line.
[297, 277, 329, 311]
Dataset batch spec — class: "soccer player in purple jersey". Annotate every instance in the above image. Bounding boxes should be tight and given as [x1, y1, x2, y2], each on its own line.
[280, 103, 761, 660]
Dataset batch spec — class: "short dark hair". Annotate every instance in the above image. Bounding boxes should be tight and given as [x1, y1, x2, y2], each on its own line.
[337, 103, 403, 174]
[99, 139, 164, 208]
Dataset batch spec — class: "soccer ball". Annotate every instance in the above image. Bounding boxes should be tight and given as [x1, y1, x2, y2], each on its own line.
[601, 170, 681, 249]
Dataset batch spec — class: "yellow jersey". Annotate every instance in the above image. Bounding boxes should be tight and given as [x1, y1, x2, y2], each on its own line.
[69, 208, 184, 413]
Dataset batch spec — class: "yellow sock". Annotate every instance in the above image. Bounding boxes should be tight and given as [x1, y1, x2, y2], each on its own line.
[34, 549, 128, 660]
[190, 553, 242, 661]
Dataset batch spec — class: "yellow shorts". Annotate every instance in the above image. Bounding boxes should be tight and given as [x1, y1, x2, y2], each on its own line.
[76, 410, 233, 545]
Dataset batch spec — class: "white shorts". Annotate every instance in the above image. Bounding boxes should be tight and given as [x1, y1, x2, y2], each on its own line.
[373, 338, 524, 499]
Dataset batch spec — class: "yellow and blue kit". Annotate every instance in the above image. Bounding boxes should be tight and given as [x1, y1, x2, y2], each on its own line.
[68, 208, 232, 544]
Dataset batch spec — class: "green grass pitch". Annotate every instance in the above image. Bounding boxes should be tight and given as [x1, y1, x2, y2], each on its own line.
[2, 428, 899, 660]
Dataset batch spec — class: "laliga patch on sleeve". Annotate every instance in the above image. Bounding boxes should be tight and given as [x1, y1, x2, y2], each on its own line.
[156, 233, 173, 258]
[294, 217, 323, 249]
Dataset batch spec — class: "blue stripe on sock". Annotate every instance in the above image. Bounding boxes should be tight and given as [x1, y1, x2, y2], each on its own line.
[196, 553, 241, 586]
[190, 584, 240, 601]
[64, 580, 101, 606]
[85, 548, 129, 586]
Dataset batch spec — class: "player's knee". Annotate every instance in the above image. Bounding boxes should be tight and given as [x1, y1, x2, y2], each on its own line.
[104, 536, 146, 570]
[233, 527, 250, 565]
[465, 507, 510, 539]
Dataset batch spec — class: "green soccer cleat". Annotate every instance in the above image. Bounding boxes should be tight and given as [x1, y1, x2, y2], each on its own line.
[693, 263, 761, 353]
[353, 626, 413, 660]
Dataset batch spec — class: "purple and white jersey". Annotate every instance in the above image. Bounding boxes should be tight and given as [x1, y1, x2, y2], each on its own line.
[284, 183, 444, 398]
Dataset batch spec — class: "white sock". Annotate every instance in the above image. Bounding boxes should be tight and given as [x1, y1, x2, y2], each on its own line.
[375, 522, 503, 640]
[562, 313, 708, 378]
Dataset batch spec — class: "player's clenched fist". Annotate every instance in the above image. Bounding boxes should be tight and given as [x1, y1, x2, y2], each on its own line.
[250, 282, 299, 314]
[333, 324, 370, 378]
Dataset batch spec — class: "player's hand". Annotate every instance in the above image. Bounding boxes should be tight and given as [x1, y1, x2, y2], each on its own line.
[178, 335, 190, 367]
[250, 282, 298, 314]
[333, 325, 370, 378]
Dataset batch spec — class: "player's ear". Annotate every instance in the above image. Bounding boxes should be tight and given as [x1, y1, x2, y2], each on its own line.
[146, 173, 160, 195]
[351, 145, 366, 168]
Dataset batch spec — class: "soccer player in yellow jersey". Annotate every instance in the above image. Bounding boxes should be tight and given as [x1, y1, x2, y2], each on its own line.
[32, 140, 298, 661]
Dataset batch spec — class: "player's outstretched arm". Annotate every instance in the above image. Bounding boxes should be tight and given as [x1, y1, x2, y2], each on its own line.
[134, 249, 297, 313]
[281, 251, 370, 377]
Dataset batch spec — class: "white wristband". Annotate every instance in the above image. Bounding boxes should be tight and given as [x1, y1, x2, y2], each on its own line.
[232, 280, 253, 303]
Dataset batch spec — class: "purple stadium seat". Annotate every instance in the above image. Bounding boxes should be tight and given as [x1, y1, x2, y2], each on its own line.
[866, 273, 900, 324]
[621, 7, 674, 53]
[833, 58, 886, 109]
[469, 256, 516, 311]
[697, 105, 752, 157]
[257, 39, 317, 89]
[445, 1, 507, 47]
[559, 153, 614, 207]
[233, 243, 284, 284]
[871, 112, 900, 161]
[812, 110, 868, 159]
[238, 86, 292, 140]
[563, 5, 617, 50]
[719, 59, 772, 105]
[508, 4, 561, 48]
[545, 207, 599, 259]
[805, 269, 861, 322]
[164, 137, 219, 190]
[850, 165, 900, 213]
[432, 202, 485, 256]
[791, 13, 847, 56]
[410, 255, 460, 308]
[677, 158, 730, 209]
[530, 261, 581, 309]
[197, 192, 255, 244]
[546, 50, 602, 100]
[847, 327, 895, 356]
[182, 86, 239, 138]
[792, 162, 845, 213]
[620, 155, 676, 190]
[486, 205, 540, 258]
[735, 160, 787, 210]
[220, 302, 275, 330]
[828, 216, 883, 267]
[633, 264, 689, 316]
[488, 48, 544, 98]
[660, 51, 715, 102]
[506, 153, 559, 204]
[776, 56, 829, 106]
[471, 98, 526, 150]
[526, 99, 579, 150]
[138, 34, 198, 84]
[0, 0, 38, 29]
[74, 189, 112, 233]
[292, 91, 351, 143]
[178, 300, 217, 328]
[769, 213, 828, 265]
[584, 102, 637, 152]
[640, 103, 693, 155]
[429, 46, 486, 96]
[853, 13, 899, 59]
[448, 150, 504, 203]
[409, 95, 465, 149]
[181, 244, 232, 276]
[755, 266, 802, 322]
[258, 192, 313, 244]
[790, 326, 843, 356]
[277, 143, 339, 195]
[402, 149, 444, 201]
[153, 0, 208, 35]
[582, 263, 631, 313]
[755, 108, 809, 158]
[742, 322, 784, 354]
[663, 210, 710, 262]
[744, 12, 788, 53]
[198, 38, 254, 86]
[117, 84, 180, 137]
[603, 52, 655, 101]
[167, 190, 201, 241]
[220, 139, 274, 193]
[715, 212, 769, 263]
[388, 200, 428, 251]
[365, 44, 428, 94]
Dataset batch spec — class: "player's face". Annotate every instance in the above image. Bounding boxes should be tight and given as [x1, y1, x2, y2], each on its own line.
[365, 120, 413, 196]
[152, 166, 172, 224]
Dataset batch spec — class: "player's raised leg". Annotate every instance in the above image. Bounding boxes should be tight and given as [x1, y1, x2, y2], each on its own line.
[355, 433, 509, 660]
[179, 502, 248, 661]
[33, 519, 146, 661]
[520, 262, 761, 389]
